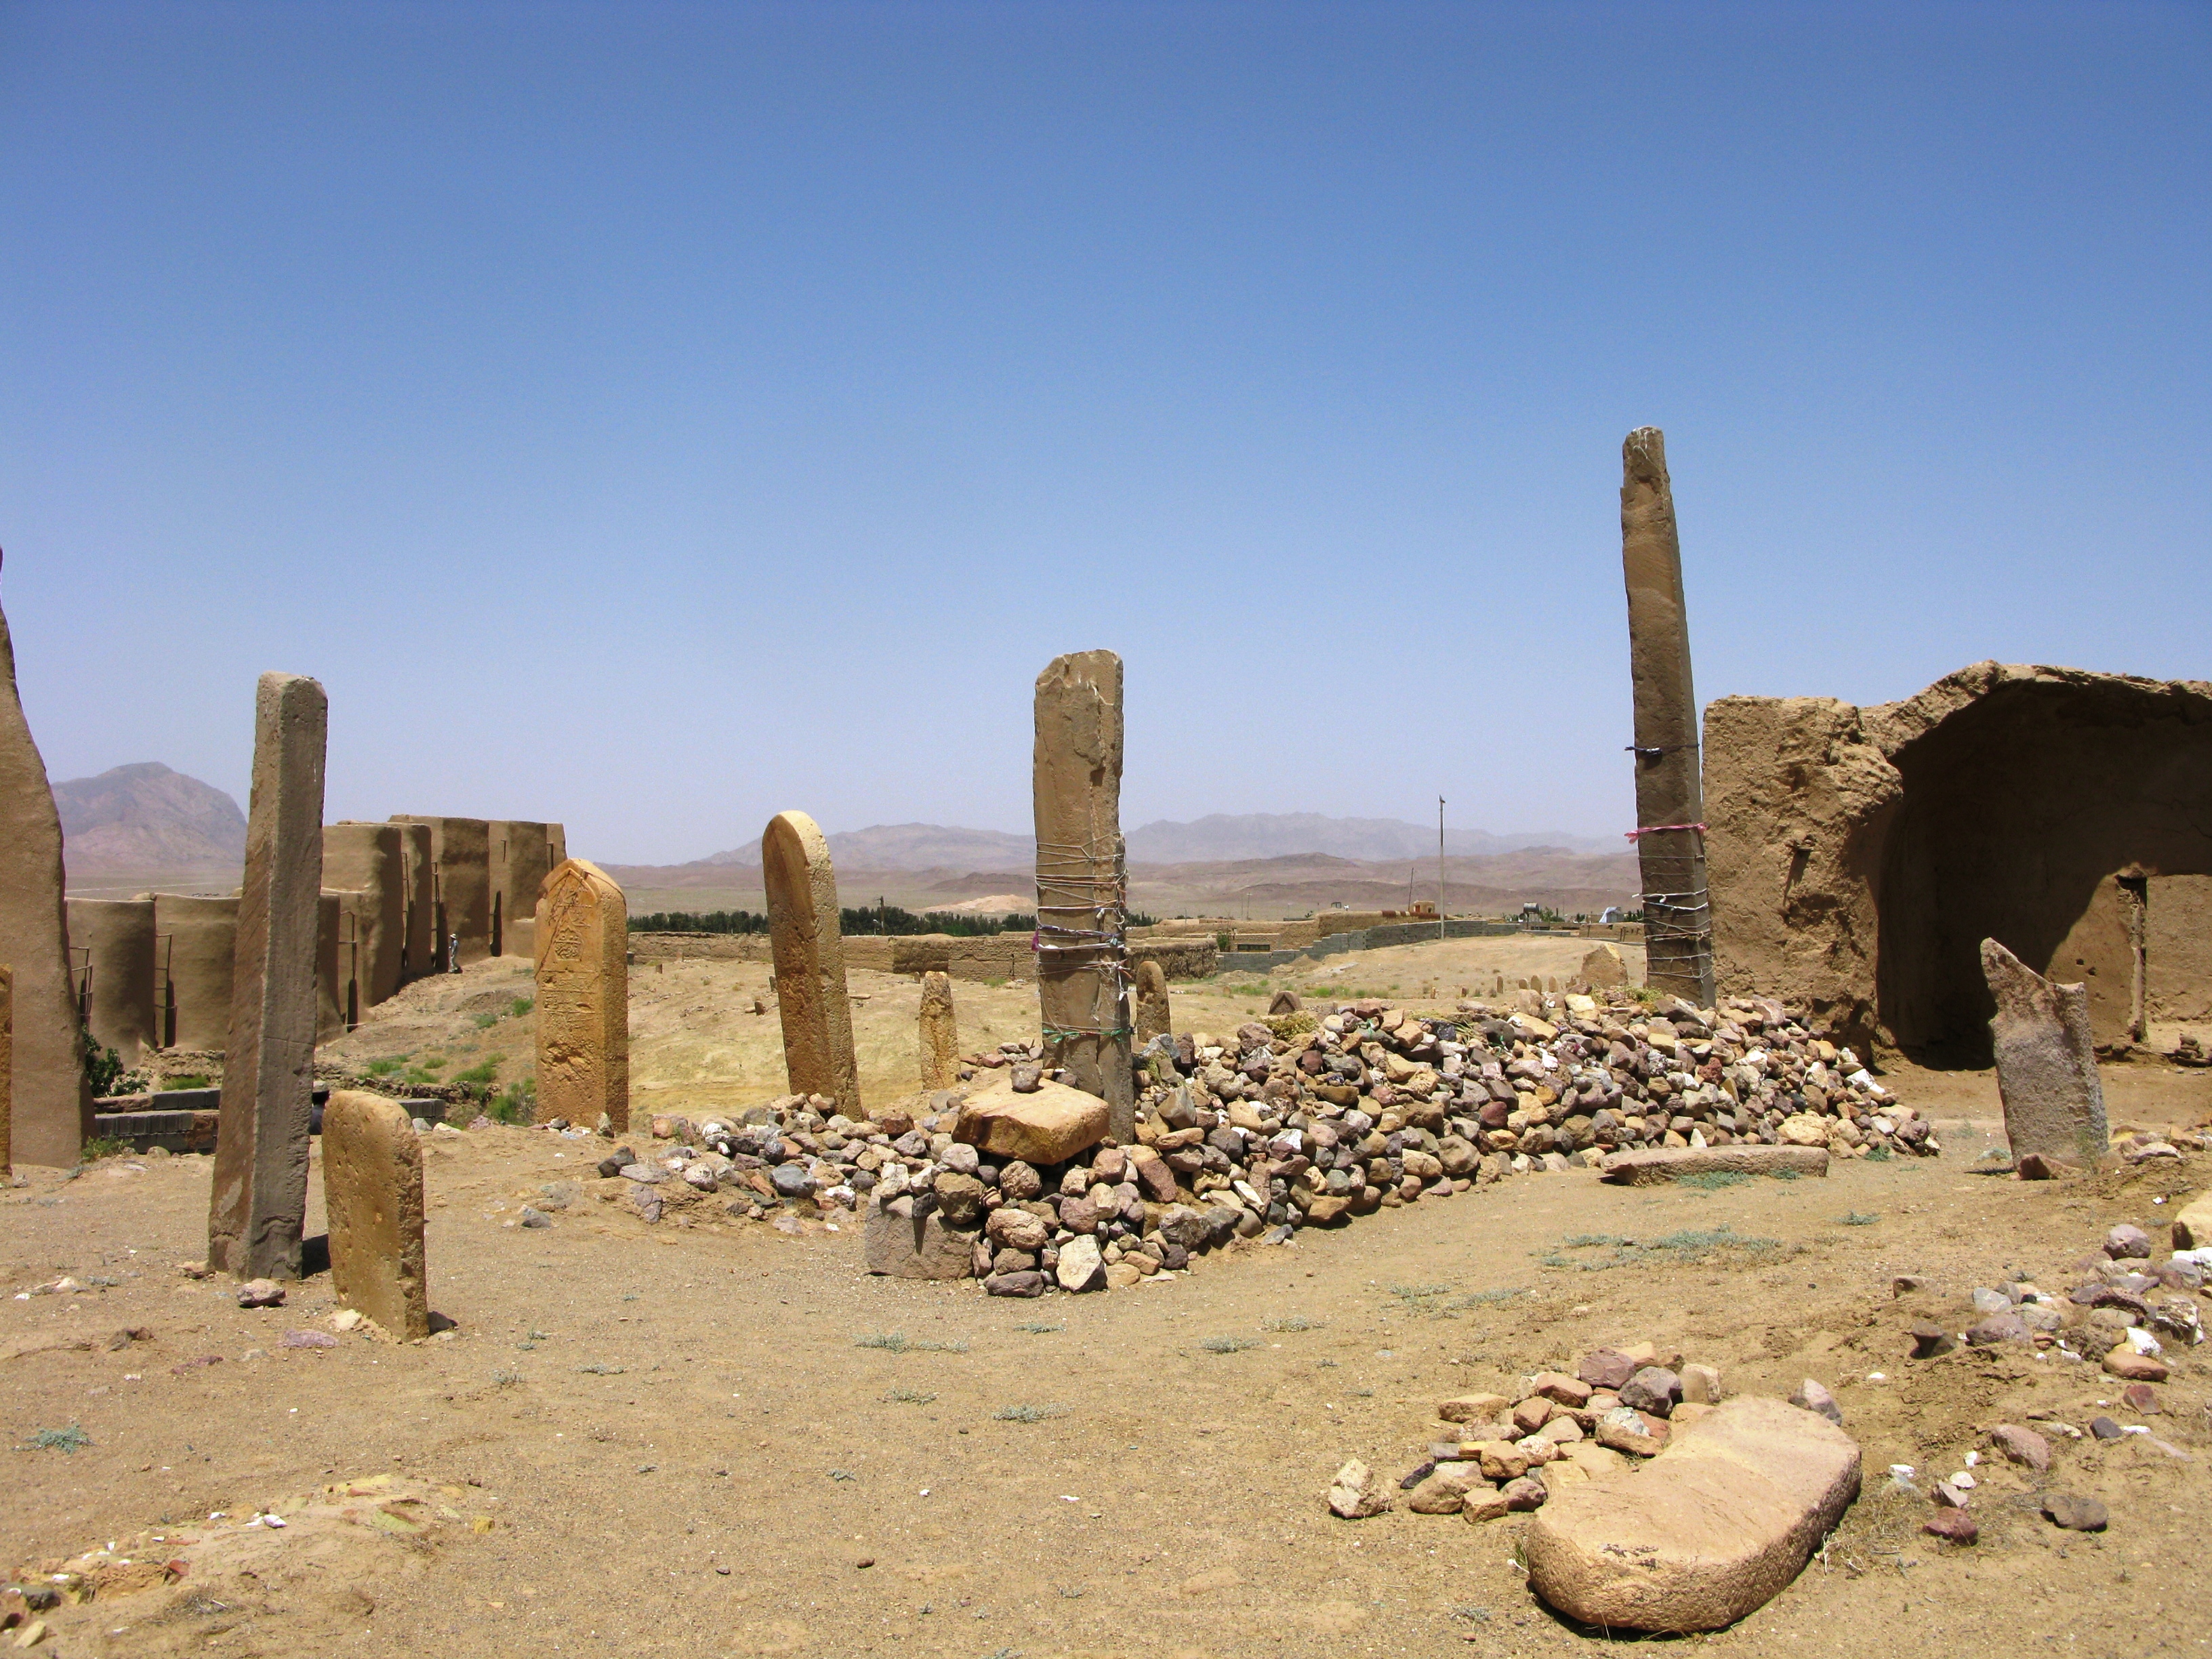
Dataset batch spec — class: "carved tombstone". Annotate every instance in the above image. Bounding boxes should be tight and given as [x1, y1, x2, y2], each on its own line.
[1133, 958, 1172, 1045]
[762, 811, 861, 1114]
[322, 1090, 430, 1339]
[0, 585, 90, 1166]
[535, 859, 629, 1131]
[1982, 939, 2109, 1168]
[208, 672, 328, 1279]
[1033, 651, 1134, 1140]
[918, 969, 960, 1091]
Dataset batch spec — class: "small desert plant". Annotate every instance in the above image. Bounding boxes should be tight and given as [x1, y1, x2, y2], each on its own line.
[509, 997, 534, 1018]
[78, 1135, 134, 1162]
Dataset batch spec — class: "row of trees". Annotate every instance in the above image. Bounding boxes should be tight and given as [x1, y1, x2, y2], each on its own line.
[626, 906, 1040, 939]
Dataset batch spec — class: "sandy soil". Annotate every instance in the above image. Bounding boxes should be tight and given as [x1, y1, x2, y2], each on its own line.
[8, 951, 2209, 1656]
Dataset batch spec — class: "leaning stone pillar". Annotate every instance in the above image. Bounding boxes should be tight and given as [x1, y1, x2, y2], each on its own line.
[918, 970, 960, 1091]
[762, 811, 861, 1115]
[1620, 428, 1715, 1007]
[534, 858, 630, 1130]
[322, 1090, 430, 1339]
[0, 586, 91, 1166]
[1982, 939, 2109, 1168]
[208, 672, 328, 1279]
[1033, 651, 1134, 1139]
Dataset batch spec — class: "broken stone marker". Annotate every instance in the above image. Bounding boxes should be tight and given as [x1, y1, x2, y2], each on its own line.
[1524, 1395, 1862, 1633]
[1982, 938, 2108, 1168]
[1132, 958, 1172, 1046]
[1600, 1144, 1828, 1185]
[0, 582, 91, 1168]
[534, 859, 630, 1132]
[1033, 651, 1134, 1141]
[208, 673, 328, 1280]
[321, 1090, 429, 1340]
[917, 970, 960, 1092]
[762, 810, 861, 1116]
[953, 1073, 1109, 1166]
[863, 1195, 975, 1280]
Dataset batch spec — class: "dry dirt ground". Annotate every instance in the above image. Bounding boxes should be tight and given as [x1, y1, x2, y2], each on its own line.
[7, 951, 2211, 1658]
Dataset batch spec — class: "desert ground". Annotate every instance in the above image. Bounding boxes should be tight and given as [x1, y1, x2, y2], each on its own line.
[5, 937, 2209, 1658]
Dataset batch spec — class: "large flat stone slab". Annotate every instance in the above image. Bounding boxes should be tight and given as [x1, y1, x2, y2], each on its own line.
[1601, 1145, 1829, 1186]
[953, 1076, 1109, 1166]
[1522, 1394, 1860, 1633]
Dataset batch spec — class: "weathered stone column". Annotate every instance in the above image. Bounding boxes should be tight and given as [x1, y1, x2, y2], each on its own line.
[322, 1090, 429, 1339]
[1983, 939, 2109, 1168]
[209, 672, 328, 1279]
[1621, 428, 1715, 1007]
[1133, 958, 1172, 1045]
[1033, 650, 1134, 1139]
[534, 858, 630, 1130]
[762, 811, 861, 1114]
[0, 587, 91, 1166]
[918, 970, 960, 1090]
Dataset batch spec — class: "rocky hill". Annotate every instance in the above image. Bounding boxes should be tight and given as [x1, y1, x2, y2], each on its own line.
[54, 762, 246, 872]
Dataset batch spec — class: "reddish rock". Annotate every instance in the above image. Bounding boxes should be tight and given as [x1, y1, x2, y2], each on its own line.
[2122, 1382, 2162, 1414]
[1531, 1371, 1594, 1408]
[2102, 1347, 2170, 1382]
[1988, 1424, 2051, 1471]
[1789, 1378, 1843, 1425]
[1923, 1511, 1978, 1544]
[1578, 1348, 1639, 1391]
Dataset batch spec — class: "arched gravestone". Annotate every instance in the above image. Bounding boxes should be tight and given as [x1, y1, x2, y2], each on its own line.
[762, 810, 861, 1115]
[535, 858, 630, 1131]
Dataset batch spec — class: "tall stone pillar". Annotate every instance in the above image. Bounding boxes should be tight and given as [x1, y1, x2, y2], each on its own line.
[534, 858, 629, 1130]
[1033, 650, 1134, 1139]
[1620, 428, 1715, 1008]
[918, 970, 960, 1091]
[762, 811, 861, 1114]
[0, 586, 90, 1166]
[208, 672, 327, 1280]
[392, 821, 435, 982]
[322, 823, 405, 1005]
[66, 898, 158, 1065]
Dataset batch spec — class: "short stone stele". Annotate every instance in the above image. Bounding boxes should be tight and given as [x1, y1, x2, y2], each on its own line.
[762, 810, 861, 1115]
[1523, 1394, 1861, 1633]
[917, 970, 960, 1092]
[535, 859, 630, 1131]
[321, 1090, 430, 1340]
[864, 1195, 975, 1280]
[1982, 938, 2108, 1168]
[1133, 959, 1172, 1046]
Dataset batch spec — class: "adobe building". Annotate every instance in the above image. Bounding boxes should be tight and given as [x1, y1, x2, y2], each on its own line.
[154, 893, 239, 1051]
[66, 897, 158, 1064]
[1705, 661, 2212, 1063]
[389, 815, 492, 966]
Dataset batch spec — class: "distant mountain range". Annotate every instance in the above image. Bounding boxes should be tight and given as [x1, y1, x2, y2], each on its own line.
[687, 813, 1604, 873]
[54, 762, 247, 870]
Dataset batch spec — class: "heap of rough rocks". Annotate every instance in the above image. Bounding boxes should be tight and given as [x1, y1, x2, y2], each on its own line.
[585, 986, 1928, 1295]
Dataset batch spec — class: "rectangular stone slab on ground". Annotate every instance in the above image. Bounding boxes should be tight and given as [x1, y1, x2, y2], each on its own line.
[208, 672, 327, 1281]
[1600, 1145, 1829, 1185]
[953, 1075, 1109, 1166]
[321, 1090, 429, 1340]
[1522, 1394, 1860, 1633]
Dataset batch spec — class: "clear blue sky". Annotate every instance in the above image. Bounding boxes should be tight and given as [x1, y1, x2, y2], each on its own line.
[5, 2, 2205, 863]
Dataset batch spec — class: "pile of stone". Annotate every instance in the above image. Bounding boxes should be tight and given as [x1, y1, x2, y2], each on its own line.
[1330, 1340, 1729, 1523]
[594, 986, 1923, 1298]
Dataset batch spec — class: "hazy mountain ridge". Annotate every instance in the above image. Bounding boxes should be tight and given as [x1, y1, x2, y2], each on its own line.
[54, 762, 247, 871]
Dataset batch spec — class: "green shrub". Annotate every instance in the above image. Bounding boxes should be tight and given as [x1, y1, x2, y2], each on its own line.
[509, 997, 534, 1018]
[364, 1055, 406, 1078]
[79, 1134, 134, 1162]
[80, 1033, 125, 1098]
[159, 1074, 213, 1092]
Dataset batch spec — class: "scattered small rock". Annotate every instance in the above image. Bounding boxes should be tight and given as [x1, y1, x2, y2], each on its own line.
[2041, 1492, 2109, 1532]
[237, 1279, 285, 1309]
[1923, 1511, 1978, 1544]
[1789, 1378, 1843, 1425]
[1328, 1458, 1391, 1519]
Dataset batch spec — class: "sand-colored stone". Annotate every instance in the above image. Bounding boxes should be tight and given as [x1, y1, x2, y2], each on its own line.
[1579, 945, 1626, 991]
[954, 1073, 1109, 1166]
[209, 672, 328, 1280]
[535, 859, 629, 1132]
[864, 1194, 975, 1279]
[1620, 428, 1713, 1008]
[155, 894, 238, 1050]
[66, 898, 157, 1065]
[321, 1089, 429, 1339]
[1524, 1395, 1860, 1633]
[1983, 939, 2108, 1167]
[0, 590, 90, 1167]
[762, 811, 861, 1115]
[1134, 958, 1172, 1045]
[1033, 650, 1134, 1139]
[321, 823, 405, 1006]
[2171, 1193, 2212, 1252]
[0, 963, 11, 1174]
[388, 816, 492, 968]
[1601, 1145, 1829, 1186]
[917, 970, 960, 1091]
[392, 821, 435, 983]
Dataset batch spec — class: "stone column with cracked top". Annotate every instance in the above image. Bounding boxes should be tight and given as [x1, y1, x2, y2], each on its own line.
[0, 589, 91, 1167]
[1033, 650, 1134, 1139]
[1983, 939, 2109, 1167]
[534, 858, 630, 1131]
[209, 672, 328, 1279]
[1621, 427, 1715, 1006]
[762, 811, 861, 1115]
[322, 1089, 429, 1338]
[918, 970, 960, 1091]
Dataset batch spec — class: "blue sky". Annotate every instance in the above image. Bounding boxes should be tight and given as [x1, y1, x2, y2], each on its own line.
[4, 1, 2205, 863]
